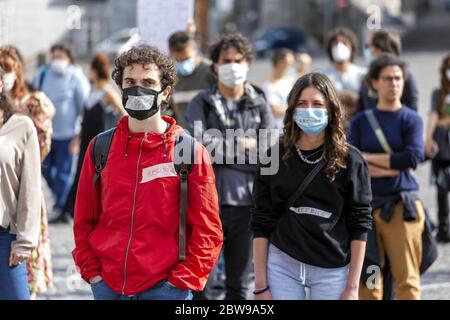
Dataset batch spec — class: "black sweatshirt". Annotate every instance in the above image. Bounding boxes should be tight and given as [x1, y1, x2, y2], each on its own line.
[251, 142, 373, 268]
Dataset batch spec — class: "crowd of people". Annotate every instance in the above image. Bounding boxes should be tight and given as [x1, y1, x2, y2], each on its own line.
[0, 24, 449, 301]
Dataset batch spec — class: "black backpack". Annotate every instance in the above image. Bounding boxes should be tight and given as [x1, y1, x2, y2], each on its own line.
[90, 127, 195, 261]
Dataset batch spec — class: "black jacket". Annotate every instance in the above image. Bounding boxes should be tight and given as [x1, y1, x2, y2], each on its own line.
[251, 142, 373, 268]
[185, 83, 273, 172]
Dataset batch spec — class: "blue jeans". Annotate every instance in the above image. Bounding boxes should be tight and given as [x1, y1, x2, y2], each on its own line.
[0, 227, 30, 300]
[42, 138, 73, 209]
[91, 279, 193, 300]
[267, 244, 348, 300]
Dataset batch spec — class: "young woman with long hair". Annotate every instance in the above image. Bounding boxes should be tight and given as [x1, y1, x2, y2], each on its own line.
[251, 72, 372, 300]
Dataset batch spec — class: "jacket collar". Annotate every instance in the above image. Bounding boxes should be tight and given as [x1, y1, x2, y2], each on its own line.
[116, 115, 184, 151]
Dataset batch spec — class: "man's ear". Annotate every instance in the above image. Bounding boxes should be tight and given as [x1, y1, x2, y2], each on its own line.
[162, 85, 172, 101]
[371, 79, 379, 92]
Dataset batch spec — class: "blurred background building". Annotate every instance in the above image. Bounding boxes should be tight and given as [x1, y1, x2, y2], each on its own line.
[0, 0, 449, 66]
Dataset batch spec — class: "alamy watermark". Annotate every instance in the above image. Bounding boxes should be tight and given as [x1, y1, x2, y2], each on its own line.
[366, 5, 382, 30]
[173, 121, 281, 176]
[66, 5, 81, 30]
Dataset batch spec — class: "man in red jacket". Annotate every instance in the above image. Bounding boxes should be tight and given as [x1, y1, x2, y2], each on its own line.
[72, 44, 223, 300]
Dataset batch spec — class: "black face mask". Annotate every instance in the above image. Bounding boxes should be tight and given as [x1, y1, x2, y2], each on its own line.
[122, 86, 164, 120]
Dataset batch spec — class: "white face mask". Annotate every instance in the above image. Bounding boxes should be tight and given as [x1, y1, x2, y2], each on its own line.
[2, 72, 16, 92]
[331, 42, 351, 63]
[218, 63, 248, 88]
[51, 59, 69, 74]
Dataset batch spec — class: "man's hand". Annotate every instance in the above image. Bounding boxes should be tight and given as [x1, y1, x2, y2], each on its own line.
[368, 164, 400, 178]
[69, 135, 80, 156]
[9, 252, 29, 267]
[89, 275, 103, 284]
[425, 139, 438, 158]
[438, 117, 450, 128]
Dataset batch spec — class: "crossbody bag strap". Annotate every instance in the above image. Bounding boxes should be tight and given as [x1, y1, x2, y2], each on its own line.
[364, 109, 393, 154]
[285, 160, 325, 211]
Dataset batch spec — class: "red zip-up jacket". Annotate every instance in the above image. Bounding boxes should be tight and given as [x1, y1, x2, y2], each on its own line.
[72, 116, 223, 295]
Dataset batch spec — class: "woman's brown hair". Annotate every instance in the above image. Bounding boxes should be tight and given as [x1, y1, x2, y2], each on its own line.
[438, 53, 450, 115]
[91, 53, 110, 80]
[0, 46, 29, 99]
[282, 72, 348, 181]
[0, 93, 18, 124]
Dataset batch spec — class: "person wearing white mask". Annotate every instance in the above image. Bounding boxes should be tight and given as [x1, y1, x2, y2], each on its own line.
[1, 71, 15, 93]
[321, 28, 366, 95]
[32, 43, 90, 221]
[185, 33, 273, 300]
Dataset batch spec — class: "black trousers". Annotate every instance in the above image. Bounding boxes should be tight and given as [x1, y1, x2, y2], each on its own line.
[220, 205, 253, 300]
[432, 159, 450, 234]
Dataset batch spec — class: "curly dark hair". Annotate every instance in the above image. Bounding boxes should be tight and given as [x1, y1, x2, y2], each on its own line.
[112, 44, 177, 92]
[209, 33, 253, 68]
[282, 73, 349, 181]
[326, 27, 358, 63]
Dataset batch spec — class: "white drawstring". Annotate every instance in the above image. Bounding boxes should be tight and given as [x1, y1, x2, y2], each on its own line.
[299, 262, 306, 285]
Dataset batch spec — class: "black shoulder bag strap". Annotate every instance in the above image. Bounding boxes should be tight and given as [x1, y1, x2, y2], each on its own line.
[285, 160, 325, 211]
[90, 127, 116, 229]
[174, 132, 195, 261]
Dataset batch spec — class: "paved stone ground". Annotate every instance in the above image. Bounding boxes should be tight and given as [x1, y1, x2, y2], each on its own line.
[38, 52, 450, 300]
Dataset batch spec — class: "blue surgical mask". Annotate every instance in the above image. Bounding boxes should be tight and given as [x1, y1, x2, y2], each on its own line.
[364, 47, 375, 64]
[176, 56, 196, 76]
[293, 108, 328, 136]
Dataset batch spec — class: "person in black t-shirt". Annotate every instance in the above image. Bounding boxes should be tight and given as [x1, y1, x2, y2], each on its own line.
[425, 53, 450, 243]
[251, 72, 372, 300]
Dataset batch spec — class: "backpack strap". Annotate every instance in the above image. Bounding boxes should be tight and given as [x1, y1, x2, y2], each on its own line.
[38, 66, 48, 91]
[90, 127, 116, 229]
[174, 132, 195, 261]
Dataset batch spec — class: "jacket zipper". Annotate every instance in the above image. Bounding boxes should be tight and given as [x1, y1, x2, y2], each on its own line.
[162, 134, 167, 158]
[121, 132, 146, 295]
[125, 135, 131, 157]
